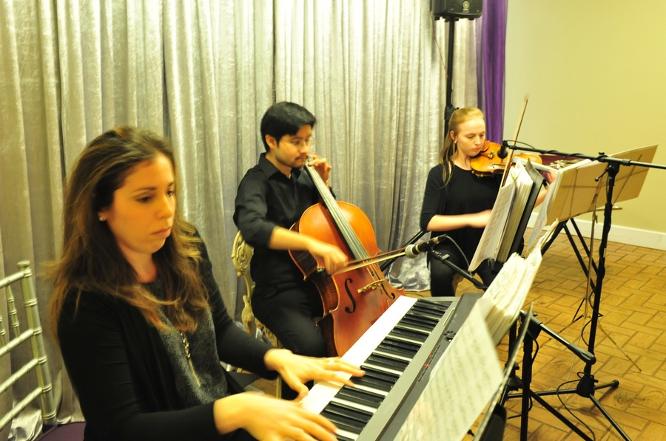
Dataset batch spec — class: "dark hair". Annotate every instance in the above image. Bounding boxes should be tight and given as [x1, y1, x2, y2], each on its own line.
[50, 127, 208, 337]
[260, 101, 316, 151]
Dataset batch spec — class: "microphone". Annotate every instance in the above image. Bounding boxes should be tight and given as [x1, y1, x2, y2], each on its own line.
[498, 140, 511, 159]
[404, 236, 445, 258]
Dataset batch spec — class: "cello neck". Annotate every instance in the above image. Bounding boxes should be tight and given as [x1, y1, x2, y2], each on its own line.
[304, 164, 370, 261]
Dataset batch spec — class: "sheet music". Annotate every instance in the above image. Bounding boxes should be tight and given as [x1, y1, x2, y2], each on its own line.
[468, 178, 516, 272]
[496, 162, 539, 262]
[395, 304, 502, 441]
[469, 162, 536, 271]
[481, 233, 547, 344]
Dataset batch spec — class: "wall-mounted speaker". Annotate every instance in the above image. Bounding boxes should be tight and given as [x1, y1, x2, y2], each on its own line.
[431, 0, 483, 19]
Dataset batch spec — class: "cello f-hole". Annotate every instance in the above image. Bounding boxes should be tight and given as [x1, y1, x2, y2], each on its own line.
[343, 278, 357, 313]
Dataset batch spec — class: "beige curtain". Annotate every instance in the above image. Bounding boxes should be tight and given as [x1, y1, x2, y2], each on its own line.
[1, 0, 479, 438]
[273, 0, 479, 288]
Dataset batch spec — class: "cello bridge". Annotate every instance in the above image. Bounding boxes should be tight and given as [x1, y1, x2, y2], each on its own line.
[358, 279, 387, 294]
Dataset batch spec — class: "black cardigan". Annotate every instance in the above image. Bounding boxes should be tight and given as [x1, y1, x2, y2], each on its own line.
[58, 241, 274, 441]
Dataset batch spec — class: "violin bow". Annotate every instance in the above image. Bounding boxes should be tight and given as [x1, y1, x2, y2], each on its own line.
[500, 95, 529, 187]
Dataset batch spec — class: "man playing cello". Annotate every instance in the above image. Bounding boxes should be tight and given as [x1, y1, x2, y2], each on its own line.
[234, 102, 347, 396]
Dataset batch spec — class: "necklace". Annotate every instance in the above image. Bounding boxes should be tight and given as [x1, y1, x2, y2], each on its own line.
[179, 331, 201, 387]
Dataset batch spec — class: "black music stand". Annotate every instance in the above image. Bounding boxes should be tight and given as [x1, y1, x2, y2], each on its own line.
[505, 143, 662, 440]
[475, 306, 536, 441]
[468, 161, 545, 279]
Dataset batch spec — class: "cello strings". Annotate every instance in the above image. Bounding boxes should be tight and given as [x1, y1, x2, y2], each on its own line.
[305, 163, 370, 260]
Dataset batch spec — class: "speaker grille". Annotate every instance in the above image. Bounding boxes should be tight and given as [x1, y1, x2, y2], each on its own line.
[431, 0, 483, 19]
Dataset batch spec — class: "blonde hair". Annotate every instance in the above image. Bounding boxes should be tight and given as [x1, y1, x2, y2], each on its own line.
[49, 127, 208, 338]
[439, 107, 485, 183]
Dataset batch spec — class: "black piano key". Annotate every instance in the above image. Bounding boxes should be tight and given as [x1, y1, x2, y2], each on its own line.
[327, 401, 374, 423]
[391, 325, 429, 342]
[322, 402, 372, 433]
[407, 307, 444, 321]
[366, 353, 409, 371]
[351, 373, 394, 392]
[407, 307, 444, 322]
[396, 315, 437, 334]
[413, 300, 450, 315]
[337, 434, 355, 441]
[384, 335, 421, 352]
[336, 385, 384, 408]
[401, 313, 438, 329]
[321, 410, 362, 435]
[377, 339, 419, 358]
[418, 299, 451, 310]
[360, 365, 400, 383]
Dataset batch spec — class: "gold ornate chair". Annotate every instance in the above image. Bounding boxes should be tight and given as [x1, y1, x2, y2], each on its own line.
[230, 232, 282, 397]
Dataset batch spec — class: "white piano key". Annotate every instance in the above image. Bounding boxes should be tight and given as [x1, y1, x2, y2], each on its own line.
[302, 296, 416, 413]
[361, 361, 403, 377]
[335, 427, 359, 440]
[330, 396, 378, 415]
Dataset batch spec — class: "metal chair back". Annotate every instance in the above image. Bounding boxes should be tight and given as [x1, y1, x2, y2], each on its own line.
[0, 261, 56, 432]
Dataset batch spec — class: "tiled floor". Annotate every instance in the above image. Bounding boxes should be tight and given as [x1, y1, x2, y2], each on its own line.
[498, 234, 666, 440]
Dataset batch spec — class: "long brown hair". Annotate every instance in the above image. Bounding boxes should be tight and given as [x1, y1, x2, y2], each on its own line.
[49, 127, 208, 337]
[439, 107, 485, 184]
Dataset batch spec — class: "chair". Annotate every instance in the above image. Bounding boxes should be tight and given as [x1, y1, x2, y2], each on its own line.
[0, 261, 84, 440]
[230, 232, 282, 397]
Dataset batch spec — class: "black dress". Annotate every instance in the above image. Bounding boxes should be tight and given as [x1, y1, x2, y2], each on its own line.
[419, 164, 501, 296]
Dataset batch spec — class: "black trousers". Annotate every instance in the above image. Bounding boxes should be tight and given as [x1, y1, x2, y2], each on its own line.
[252, 281, 326, 398]
[428, 245, 496, 296]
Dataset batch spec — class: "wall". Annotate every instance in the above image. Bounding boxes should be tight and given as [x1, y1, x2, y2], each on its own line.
[505, 0, 666, 247]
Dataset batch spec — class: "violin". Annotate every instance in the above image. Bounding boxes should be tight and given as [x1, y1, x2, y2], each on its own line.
[470, 140, 543, 177]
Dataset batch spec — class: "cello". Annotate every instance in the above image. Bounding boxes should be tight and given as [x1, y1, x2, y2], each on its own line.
[289, 161, 403, 356]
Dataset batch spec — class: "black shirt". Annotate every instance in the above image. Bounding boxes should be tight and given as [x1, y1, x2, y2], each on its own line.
[233, 154, 320, 288]
[419, 164, 501, 260]
[58, 239, 274, 441]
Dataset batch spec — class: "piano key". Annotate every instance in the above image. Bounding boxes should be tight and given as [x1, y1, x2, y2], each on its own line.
[406, 307, 442, 320]
[351, 373, 393, 392]
[359, 365, 400, 383]
[390, 325, 429, 342]
[322, 402, 373, 433]
[362, 361, 403, 376]
[395, 319, 432, 332]
[418, 299, 452, 311]
[330, 396, 377, 415]
[411, 302, 450, 316]
[302, 294, 480, 441]
[379, 336, 421, 355]
[335, 385, 385, 408]
[321, 409, 362, 435]
[400, 314, 438, 329]
[336, 432, 357, 441]
[326, 401, 373, 424]
[366, 353, 409, 371]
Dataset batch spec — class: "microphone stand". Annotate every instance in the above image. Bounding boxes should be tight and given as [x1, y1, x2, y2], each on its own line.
[430, 249, 487, 291]
[500, 142, 666, 440]
[380, 229, 426, 273]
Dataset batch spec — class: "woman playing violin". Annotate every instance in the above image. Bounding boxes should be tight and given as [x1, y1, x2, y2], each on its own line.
[419, 107, 501, 296]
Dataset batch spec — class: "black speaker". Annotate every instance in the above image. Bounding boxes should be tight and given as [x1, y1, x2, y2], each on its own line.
[431, 0, 483, 19]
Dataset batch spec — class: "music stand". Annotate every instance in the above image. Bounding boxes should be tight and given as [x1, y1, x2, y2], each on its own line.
[517, 144, 660, 440]
[469, 161, 545, 274]
[474, 305, 533, 441]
